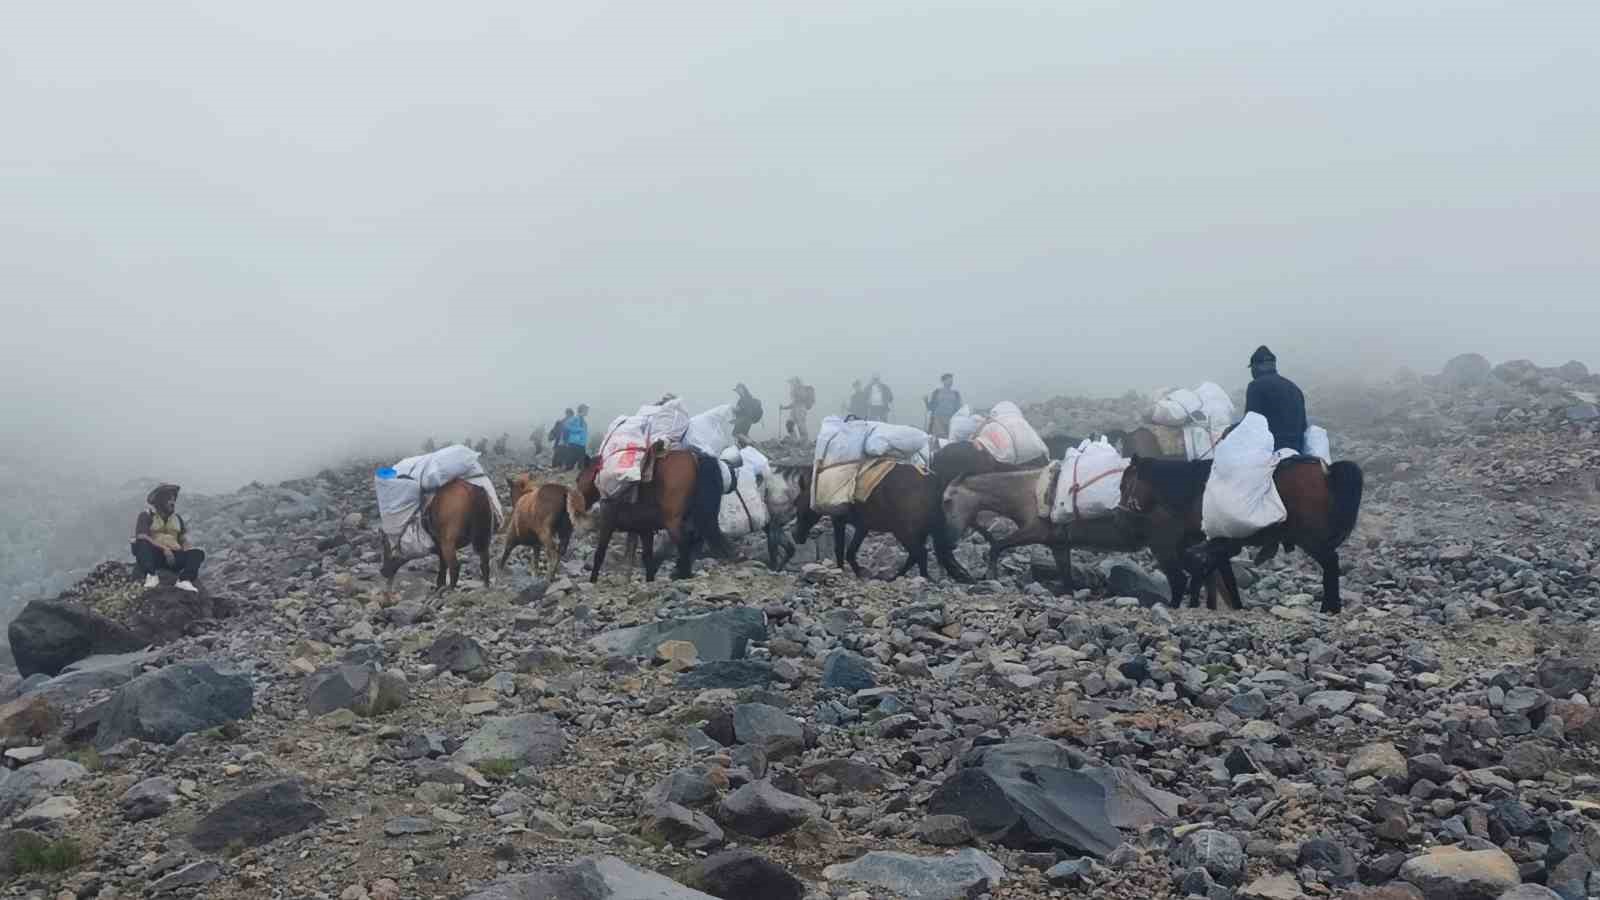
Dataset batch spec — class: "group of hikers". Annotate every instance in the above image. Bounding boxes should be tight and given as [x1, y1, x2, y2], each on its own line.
[131, 346, 1312, 592]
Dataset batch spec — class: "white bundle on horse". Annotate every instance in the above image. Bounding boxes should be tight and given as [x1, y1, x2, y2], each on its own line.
[1051, 438, 1127, 523]
[597, 415, 649, 499]
[718, 449, 769, 537]
[686, 403, 737, 457]
[375, 444, 500, 560]
[948, 405, 982, 441]
[1202, 412, 1296, 539]
[863, 423, 931, 458]
[638, 398, 691, 448]
[1303, 425, 1331, 464]
[973, 402, 1048, 464]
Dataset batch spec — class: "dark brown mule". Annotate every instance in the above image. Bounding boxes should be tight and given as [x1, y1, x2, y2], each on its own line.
[930, 440, 1046, 482]
[576, 448, 731, 582]
[792, 464, 973, 582]
[940, 468, 1232, 601]
[379, 478, 495, 592]
[1119, 456, 1364, 613]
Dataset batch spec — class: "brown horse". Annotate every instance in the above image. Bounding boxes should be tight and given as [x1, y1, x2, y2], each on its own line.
[930, 440, 1048, 482]
[576, 448, 732, 581]
[792, 463, 973, 582]
[1118, 456, 1363, 613]
[379, 478, 495, 592]
[940, 468, 1232, 602]
[500, 474, 591, 580]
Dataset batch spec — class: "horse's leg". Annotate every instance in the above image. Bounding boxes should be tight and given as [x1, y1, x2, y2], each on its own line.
[646, 531, 666, 582]
[434, 554, 447, 592]
[914, 538, 931, 580]
[624, 532, 638, 574]
[499, 532, 516, 571]
[845, 519, 869, 579]
[1050, 542, 1076, 595]
[478, 530, 492, 588]
[1318, 549, 1342, 614]
[833, 518, 848, 571]
[530, 541, 542, 578]
[1220, 560, 1243, 610]
[894, 545, 918, 580]
[589, 514, 615, 584]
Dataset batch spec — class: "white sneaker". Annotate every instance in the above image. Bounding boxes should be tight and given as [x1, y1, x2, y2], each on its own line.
[176, 580, 198, 593]
[144, 575, 159, 589]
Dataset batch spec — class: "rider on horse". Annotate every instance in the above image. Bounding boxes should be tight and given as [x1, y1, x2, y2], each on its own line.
[1245, 346, 1307, 454]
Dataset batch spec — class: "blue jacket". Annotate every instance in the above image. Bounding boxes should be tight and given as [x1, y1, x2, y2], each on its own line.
[562, 416, 588, 448]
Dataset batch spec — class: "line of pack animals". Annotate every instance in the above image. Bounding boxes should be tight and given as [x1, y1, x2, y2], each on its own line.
[373, 386, 1362, 615]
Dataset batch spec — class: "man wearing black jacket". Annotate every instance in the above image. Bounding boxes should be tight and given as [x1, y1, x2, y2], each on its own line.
[1244, 346, 1307, 453]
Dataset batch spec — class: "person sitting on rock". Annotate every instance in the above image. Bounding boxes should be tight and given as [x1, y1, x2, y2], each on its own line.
[132, 483, 204, 592]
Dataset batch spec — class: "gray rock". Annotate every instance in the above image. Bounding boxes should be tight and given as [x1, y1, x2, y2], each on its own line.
[149, 861, 224, 892]
[1347, 742, 1408, 781]
[1298, 838, 1358, 883]
[1440, 353, 1493, 387]
[717, 780, 820, 837]
[642, 766, 724, 809]
[6, 599, 147, 677]
[0, 829, 50, 880]
[1045, 858, 1096, 887]
[425, 632, 487, 678]
[1305, 690, 1359, 715]
[189, 778, 327, 851]
[822, 848, 1006, 900]
[915, 814, 976, 846]
[28, 650, 155, 706]
[1399, 847, 1519, 900]
[120, 776, 179, 822]
[462, 855, 717, 899]
[1173, 829, 1246, 886]
[676, 660, 776, 691]
[0, 759, 88, 817]
[1103, 560, 1169, 606]
[93, 661, 253, 749]
[1180, 722, 1228, 747]
[799, 757, 893, 793]
[821, 649, 875, 692]
[1500, 887, 1563, 900]
[683, 849, 804, 900]
[1538, 658, 1594, 697]
[928, 739, 1120, 857]
[304, 663, 408, 717]
[1238, 873, 1307, 900]
[639, 801, 724, 851]
[452, 714, 566, 769]
[383, 816, 437, 836]
[1225, 689, 1269, 720]
[732, 703, 804, 758]
[589, 608, 768, 662]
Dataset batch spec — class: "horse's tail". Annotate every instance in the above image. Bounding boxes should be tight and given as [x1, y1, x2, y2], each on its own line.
[1327, 461, 1364, 548]
[693, 454, 736, 559]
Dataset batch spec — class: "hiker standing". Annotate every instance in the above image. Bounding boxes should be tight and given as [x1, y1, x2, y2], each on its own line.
[847, 380, 869, 419]
[866, 374, 893, 422]
[132, 483, 204, 592]
[547, 409, 573, 465]
[732, 383, 764, 440]
[925, 372, 962, 437]
[779, 377, 816, 442]
[557, 405, 590, 469]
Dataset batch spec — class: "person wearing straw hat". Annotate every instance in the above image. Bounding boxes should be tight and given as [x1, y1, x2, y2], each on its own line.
[131, 483, 204, 591]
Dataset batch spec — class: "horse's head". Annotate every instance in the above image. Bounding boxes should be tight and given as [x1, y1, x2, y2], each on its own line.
[507, 473, 536, 506]
[575, 458, 602, 505]
[1118, 455, 1153, 514]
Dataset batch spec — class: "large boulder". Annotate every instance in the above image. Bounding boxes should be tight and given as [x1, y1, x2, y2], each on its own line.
[0, 693, 62, 744]
[190, 778, 327, 851]
[717, 780, 820, 838]
[927, 738, 1169, 857]
[93, 661, 254, 749]
[7, 599, 146, 677]
[1398, 846, 1519, 900]
[304, 664, 409, 717]
[732, 703, 804, 759]
[463, 856, 716, 899]
[452, 714, 565, 769]
[27, 650, 156, 708]
[0, 759, 88, 817]
[1174, 829, 1246, 886]
[589, 608, 768, 662]
[1439, 353, 1493, 388]
[119, 586, 236, 645]
[120, 776, 180, 822]
[1538, 657, 1595, 698]
[1101, 560, 1169, 606]
[822, 848, 1006, 900]
[683, 850, 804, 900]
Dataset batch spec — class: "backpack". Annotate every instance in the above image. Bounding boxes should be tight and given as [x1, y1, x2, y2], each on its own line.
[800, 385, 816, 409]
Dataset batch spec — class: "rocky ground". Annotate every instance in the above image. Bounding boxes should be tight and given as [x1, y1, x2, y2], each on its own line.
[2, 353, 1599, 900]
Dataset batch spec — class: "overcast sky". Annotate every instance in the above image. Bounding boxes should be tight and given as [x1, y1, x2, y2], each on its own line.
[3, 0, 1596, 490]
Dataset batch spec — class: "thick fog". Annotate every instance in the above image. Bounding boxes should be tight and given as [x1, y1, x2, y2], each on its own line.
[4, 0, 1599, 493]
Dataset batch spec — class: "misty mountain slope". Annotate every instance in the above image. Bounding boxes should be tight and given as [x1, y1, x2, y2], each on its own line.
[1, 366, 1598, 899]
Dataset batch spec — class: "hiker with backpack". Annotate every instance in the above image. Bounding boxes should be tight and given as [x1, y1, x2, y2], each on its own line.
[781, 376, 816, 443]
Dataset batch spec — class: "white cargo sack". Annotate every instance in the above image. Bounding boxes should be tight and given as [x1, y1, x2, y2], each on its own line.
[1051, 438, 1127, 523]
[596, 415, 649, 499]
[814, 416, 871, 468]
[973, 401, 1048, 464]
[718, 457, 769, 538]
[1151, 389, 1203, 427]
[1202, 413, 1296, 539]
[948, 405, 981, 442]
[1303, 426, 1331, 464]
[375, 445, 503, 561]
[1182, 382, 1236, 461]
[686, 404, 737, 457]
[639, 399, 691, 447]
[863, 423, 931, 458]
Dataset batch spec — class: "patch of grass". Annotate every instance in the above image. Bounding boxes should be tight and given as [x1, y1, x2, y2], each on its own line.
[14, 838, 82, 874]
[67, 746, 103, 772]
[222, 839, 248, 859]
[476, 758, 520, 781]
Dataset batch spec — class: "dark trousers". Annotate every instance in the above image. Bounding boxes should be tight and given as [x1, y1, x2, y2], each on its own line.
[552, 443, 586, 470]
[131, 541, 205, 581]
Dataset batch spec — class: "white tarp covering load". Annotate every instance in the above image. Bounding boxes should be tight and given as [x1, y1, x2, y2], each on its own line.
[1202, 413, 1296, 539]
[1150, 383, 1234, 460]
[686, 403, 737, 457]
[813, 417, 931, 515]
[1303, 425, 1331, 464]
[863, 423, 931, 458]
[1051, 438, 1127, 523]
[948, 405, 981, 442]
[639, 399, 691, 447]
[973, 401, 1049, 464]
[597, 415, 649, 499]
[374, 445, 503, 560]
[718, 454, 770, 537]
